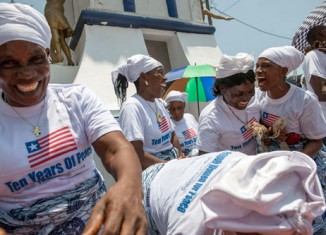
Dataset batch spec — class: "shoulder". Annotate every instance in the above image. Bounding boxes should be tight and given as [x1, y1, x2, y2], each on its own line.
[49, 83, 92, 97]
[120, 96, 144, 112]
[292, 84, 318, 103]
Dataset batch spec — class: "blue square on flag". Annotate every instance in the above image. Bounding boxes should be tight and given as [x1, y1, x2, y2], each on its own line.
[26, 140, 41, 154]
[240, 126, 246, 134]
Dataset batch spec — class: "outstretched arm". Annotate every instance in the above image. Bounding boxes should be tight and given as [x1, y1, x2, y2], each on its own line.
[83, 131, 147, 235]
[131, 140, 166, 170]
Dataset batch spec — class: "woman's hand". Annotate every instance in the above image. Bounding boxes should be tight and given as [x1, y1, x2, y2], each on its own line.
[84, 131, 147, 234]
[82, 180, 147, 235]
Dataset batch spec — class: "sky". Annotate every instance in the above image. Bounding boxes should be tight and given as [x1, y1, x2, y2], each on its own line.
[210, 0, 325, 74]
[1, 0, 324, 74]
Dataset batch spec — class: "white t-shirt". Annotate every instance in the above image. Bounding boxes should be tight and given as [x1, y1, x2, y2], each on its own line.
[302, 49, 326, 116]
[119, 94, 174, 153]
[0, 84, 121, 210]
[150, 151, 237, 235]
[149, 151, 324, 235]
[197, 91, 260, 155]
[172, 113, 198, 155]
[256, 83, 326, 139]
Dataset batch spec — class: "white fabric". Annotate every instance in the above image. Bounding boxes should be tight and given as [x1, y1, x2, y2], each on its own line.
[0, 84, 121, 210]
[111, 54, 163, 84]
[0, 3, 51, 48]
[256, 83, 326, 139]
[119, 94, 174, 153]
[302, 49, 326, 117]
[197, 89, 260, 155]
[216, 53, 254, 78]
[172, 113, 198, 156]
[165, 90, 188, 105]
[149, 151, 325, 235]
[259, 46, 304, 75]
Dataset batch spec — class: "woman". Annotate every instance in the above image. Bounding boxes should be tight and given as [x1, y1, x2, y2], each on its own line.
[165, 90, 199, 156]
[197, 53, 260, 155]
[255, 45, 326, 234]
[112, 54, 184, 170]
[0, 3, 146, 234]
[142, 150, 325, 235]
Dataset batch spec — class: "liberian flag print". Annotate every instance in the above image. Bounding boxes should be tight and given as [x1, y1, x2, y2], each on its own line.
[25, 126, 77, 168]
[241, 117, 256, 141]
[182, 128, 196, 140]
[262, 112, 279, 127]
[158, 116, 170, 133]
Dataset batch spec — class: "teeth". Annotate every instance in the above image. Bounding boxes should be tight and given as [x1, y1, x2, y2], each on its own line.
[17, 82, 39, 92]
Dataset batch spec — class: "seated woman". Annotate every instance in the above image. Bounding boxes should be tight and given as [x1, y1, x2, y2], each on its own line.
[112, 54, 184, 170]
[165, 90, 199, 157]
[142, 150, 325, 235]
[197, 53, 260, 155]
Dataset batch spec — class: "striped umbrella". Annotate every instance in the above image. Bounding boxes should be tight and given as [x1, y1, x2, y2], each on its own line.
[292, 1, 326, 53]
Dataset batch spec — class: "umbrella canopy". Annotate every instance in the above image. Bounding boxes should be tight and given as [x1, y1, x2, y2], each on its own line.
[292, 1, 326, 53]
[163, 64, 217, 119]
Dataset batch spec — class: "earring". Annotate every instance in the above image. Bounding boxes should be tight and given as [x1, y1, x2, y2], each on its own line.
[145, 80, 149, 86]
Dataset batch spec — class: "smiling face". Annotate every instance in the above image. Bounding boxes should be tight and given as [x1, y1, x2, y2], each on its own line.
[168, 100, 185, 121]
[0, 40, 50, 107]
[255, 57, 288, 92]
[221, 81, 255, 110]
[140, 66, 166, 100]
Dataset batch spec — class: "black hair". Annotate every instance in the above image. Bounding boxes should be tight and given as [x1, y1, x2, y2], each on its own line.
[212, 69, 255, 97]
[307, 25, 326, 46]
[114, 73, 129, 105]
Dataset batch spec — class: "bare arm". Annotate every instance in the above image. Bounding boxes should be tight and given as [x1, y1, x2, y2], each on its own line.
[310, 75, 326, 102]
[302, 138, 323, 158]
[131, 140, 166, 170]
[83, 131, 147, 235]
[0, 228, 6, 235]
[171, 131, 185, 158]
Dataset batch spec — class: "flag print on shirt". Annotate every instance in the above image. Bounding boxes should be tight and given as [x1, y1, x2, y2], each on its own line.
[261, 112, 279, 127]
[182, 128, 197, 140]
[241, 117, 256, 141]
[158, 116, 170, 133]
[25, 126, 77, 168]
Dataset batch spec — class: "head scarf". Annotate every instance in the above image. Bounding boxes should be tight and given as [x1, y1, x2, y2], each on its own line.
[165, 90, 188, 105]
[258, 46, 304, 75]
[201, 151, 325, 234]
[111, 54, 163, 84]
[216, 53, 254, 78]
[0, 3, 51, 49]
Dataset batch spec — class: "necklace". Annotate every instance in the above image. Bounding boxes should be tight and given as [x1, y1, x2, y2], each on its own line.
[138, 95, 162, 123]
[226, 103, 248, 128]
[3, 93, 45, 136]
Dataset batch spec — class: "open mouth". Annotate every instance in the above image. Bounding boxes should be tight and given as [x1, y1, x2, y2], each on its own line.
[16, 81, 39, 93]
[257, 78, 267, 87]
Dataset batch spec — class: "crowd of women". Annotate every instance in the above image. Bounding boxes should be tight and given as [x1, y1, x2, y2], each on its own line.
[0, 2, 326, 235]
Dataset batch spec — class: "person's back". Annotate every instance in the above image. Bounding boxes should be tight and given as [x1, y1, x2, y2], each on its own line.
[302, 25, 326, 117]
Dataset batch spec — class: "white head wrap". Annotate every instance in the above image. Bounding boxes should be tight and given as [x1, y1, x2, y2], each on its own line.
[0, 3, 51, 49]
[111, 54, 163, 84]
[258, 46, 304, 75]
[216, 53, 254, 78]
[165, 90, 188, 105]
[201, 151, 325, 234]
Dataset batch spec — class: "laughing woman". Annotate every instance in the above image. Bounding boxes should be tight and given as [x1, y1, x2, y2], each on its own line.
[255, 45, 326, 234]
[112, 54, 184, 170]
[197, 53, 260, 155]
[0, 3, 146, 234]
